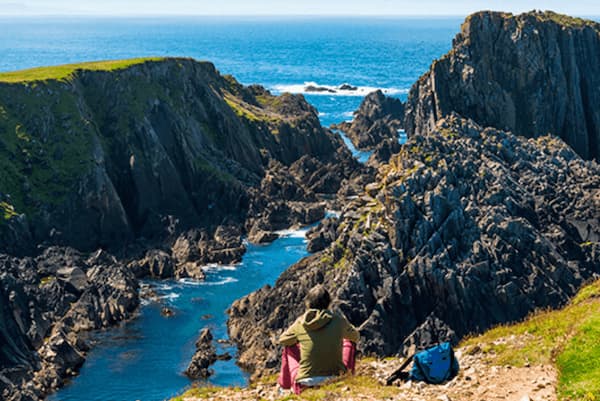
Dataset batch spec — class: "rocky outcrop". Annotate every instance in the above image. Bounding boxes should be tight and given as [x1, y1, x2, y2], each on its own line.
[228, 115, 600, 377]
[0, 247, 139, 400]
[306, 217, 339, 253]
[0, 58, 359, 255]
[0, 58, 366, 399]
[405, 11, 600, 161]
[335, 90, 404, 150]
[185, 328, 217, 379]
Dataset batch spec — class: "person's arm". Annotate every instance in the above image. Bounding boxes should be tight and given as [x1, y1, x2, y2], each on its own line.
[279, 318, 301, 346]
[340, 314, 359, 343]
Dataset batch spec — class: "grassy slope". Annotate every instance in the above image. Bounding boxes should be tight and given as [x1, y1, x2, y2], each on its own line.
[462, 279, 600, 400]
[175, 279, 600, 401]
[0, 57, 165, 83]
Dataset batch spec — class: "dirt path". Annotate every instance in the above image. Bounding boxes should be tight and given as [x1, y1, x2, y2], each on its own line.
[180, 345, 558, 401]
[368, 349, 557, 401]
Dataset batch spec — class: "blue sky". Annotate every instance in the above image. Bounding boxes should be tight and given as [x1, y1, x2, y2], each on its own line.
[1, 0, 599, 16]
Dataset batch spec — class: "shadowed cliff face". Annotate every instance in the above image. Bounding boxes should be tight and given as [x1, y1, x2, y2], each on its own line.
[228, 115, 600, 377]
[0, 58, 351, 254]
[0, 58, 362, 400]
[405, 11, 600, 161]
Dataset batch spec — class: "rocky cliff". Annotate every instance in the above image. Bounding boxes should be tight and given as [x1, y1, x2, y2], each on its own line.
[335, 90, 404, 151]
[228, 115, 600, 376]
[0, 58, 362, 400]
[405, 11, 600, 161]
[0, 247, 138, 400]
[0, 57, 358, 256]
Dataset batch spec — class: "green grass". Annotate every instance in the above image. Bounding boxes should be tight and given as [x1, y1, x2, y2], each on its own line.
[0, 201, 18, 220]
[557, 315, 600, 400]
[171, 386, 224, 400]
[462, 279, 600, 399]
[0, 57, 165, 83]
[296, 375, 397, 401]
[39, 276, 56, 287]
[536, 11, 598, 28]
[0, 81, 96, 214]
[174, 281, 600, 401]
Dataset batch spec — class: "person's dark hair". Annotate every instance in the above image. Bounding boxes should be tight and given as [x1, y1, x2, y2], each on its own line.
[305, 285, 331, 310]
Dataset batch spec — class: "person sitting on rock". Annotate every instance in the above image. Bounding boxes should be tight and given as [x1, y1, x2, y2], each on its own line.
[277, 284, 359, 394]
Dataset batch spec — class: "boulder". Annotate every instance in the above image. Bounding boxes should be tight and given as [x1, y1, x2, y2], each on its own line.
[185, 328, 217, 379]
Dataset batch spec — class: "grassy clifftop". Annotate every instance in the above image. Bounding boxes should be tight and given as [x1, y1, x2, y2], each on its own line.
[0, 57, 165, 83]
[463, 278, 600, 400]
[0, 56, 335, 252]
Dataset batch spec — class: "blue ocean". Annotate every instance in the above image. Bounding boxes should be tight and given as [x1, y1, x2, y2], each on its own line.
[0, 16, 460, 401]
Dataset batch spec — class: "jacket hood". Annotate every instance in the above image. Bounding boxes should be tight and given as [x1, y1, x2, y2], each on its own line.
[302, 309, 333, 331]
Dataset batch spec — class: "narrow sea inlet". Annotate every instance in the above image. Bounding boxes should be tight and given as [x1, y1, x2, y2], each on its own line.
[48, 229, 310, 401]
[45, 98, 405, 401]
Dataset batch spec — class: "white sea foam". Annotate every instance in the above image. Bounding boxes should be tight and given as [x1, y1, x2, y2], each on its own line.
[205, 277, 239, 286]
[177, 278, 205, 286]
[271, 82, 408, 97]
[275, 227, 309, 238]
[178, 276, 239, 286]
[159, 292, 180, 301]
[151, 283, 173, 291]
[202, 263, 238, 272]
[326, 210, 341, 219]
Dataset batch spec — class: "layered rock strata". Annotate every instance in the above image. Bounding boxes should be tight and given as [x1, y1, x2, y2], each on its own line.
[228, 115, 600, 377]
[0, 58, 359, 256]
[0, 247, 138, 400]
[0, 57, 364, 399]
[405, 11, 600, 161]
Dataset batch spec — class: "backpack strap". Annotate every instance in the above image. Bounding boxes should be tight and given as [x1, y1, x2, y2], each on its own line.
[384, 353, 415, 385]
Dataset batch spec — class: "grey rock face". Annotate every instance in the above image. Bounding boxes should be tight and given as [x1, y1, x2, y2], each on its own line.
[306, 218, 339, 253]
[0, 247, 139, 400]
[185, 328, 217, 379]
[0, 58, 358, 254]
[405, 11, 600, 161]
[336, 90, 405, 151]
[228, 115, 600, 377]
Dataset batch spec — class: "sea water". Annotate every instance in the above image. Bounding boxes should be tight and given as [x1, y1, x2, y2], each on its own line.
[48, 231, 311, 401]
[0, 16, 458, 125]
[1, 16, 459, 401]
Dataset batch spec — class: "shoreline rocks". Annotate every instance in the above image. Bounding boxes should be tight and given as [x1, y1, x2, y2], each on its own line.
[0, 57, 367, 399]
[227, 115, 600, 378]
[185, 329, 218, 380]
[334, 90, 405, 151]
[0, 247, 139, 401]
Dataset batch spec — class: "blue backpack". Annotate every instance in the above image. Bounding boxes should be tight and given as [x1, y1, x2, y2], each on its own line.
[409, 342, 459, 384]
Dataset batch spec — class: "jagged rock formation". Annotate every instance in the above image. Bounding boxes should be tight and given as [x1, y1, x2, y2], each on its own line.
[0, 58, 364, 400]
[0, 247, 138, 400]
[227, 115, 600, 377]
[335, 90, 405, 150]
[0, 58, 359, 256]
[405, 11, 600, 161]
[185, 328, 217, 379]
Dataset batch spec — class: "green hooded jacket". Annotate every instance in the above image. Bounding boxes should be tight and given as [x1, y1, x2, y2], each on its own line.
[279, 309, 359, 381]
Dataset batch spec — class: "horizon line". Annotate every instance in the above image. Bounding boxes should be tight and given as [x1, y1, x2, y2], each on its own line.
[1, 10, 597, 18]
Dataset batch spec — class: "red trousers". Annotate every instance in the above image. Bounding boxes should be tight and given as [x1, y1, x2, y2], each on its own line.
[277, 339, 356, 394]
